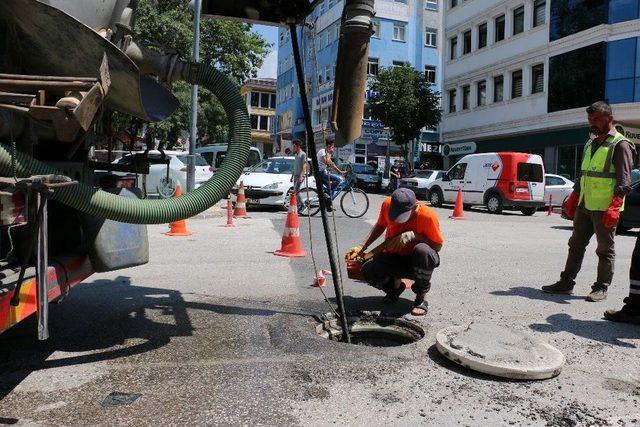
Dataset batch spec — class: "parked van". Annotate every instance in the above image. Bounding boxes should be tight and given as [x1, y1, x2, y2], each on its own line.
[196, 144, 262, 173]
[427, 152, 545, 215]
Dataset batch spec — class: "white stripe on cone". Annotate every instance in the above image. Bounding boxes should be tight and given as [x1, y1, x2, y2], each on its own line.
[284, 227, 300, 237]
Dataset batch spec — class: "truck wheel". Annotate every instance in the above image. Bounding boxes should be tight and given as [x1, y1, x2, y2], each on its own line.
[520, 207, 536, 216]
[486, 193, 503, 214]
[430, 188, 443, 207]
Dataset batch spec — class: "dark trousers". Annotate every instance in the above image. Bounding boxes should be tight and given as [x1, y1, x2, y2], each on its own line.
[627, 234, 640, 309]
[361, 243, 440, 295]
[561, 206, 616, 288]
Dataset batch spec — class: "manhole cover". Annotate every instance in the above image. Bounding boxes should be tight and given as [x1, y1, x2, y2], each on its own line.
[316, 312, 425, 347]
[436, 323, 565, 380]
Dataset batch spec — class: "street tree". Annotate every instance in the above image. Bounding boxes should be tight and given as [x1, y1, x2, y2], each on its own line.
[114, 0, 271, 148]
[367, 65, 441, 164]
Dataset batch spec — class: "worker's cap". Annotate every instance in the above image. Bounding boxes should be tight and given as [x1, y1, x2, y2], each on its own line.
[292, 139, 302, 146]
[389, 188, 417, 223]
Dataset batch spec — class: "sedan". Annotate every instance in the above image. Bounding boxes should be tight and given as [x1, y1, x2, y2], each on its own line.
[544, 174, 574, 206]
[113, 150, 213, 198]
[346, 163, 381, 192]
[233, 156, 315, 209]
[400, 170, 445, 199]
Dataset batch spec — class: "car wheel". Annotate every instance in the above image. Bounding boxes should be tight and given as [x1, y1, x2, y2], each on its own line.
[520, 207, 537, 216]
[157, 176, 177, 198]
[429, 188, 443, 207]
[486, 193, 503, 214]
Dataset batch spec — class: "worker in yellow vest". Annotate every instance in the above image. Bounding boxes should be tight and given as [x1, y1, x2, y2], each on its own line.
[543, 101, 636, 302]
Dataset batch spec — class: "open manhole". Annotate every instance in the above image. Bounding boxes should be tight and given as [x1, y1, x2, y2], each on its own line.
[315, 312, 425, 347]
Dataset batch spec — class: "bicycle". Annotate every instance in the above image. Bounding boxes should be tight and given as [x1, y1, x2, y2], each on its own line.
[297, 171, 369, 218]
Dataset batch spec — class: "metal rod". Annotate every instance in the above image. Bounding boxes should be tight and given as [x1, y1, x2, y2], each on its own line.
[187, 0, 202, 193]
[289, 24, 351, 343]
[0, 80, 95, 92]
[0, 73, 98, 82]
[36, 193, 49, 341]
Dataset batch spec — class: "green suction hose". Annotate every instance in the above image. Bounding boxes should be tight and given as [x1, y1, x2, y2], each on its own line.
[0, 64, 251, 224]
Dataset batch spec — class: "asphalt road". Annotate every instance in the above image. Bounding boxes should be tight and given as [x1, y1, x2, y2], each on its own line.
[1, 193, 639, 426]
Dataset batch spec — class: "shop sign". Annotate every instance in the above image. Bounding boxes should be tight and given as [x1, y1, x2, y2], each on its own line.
[442, 142, 476, 157]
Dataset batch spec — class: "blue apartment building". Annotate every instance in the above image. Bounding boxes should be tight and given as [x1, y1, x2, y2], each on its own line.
[275, 0, 443, 166]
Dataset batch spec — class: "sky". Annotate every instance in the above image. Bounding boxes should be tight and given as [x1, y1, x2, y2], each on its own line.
[253, 24, 279, 79]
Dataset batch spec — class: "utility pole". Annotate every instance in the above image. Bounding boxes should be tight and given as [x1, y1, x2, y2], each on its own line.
[187, 0, 202, 192]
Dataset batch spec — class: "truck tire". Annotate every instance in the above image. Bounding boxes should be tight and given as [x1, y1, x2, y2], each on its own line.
[486, 193, 503, 214]
[520, 207, 537, 216]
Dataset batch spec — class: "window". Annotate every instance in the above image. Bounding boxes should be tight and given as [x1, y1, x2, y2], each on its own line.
[367, 57, 379, 76]
[448, 89, 457, 113]
[513, 6, 525, 35]
[495, 14, 505, 42]
[533, 0, 546, 27]
[517, 162, 543, 182]
[494, 75, 504, 102]
[463, 30, 472, 55]
[318, 72, 323, 85]
[425, 66, 436, 84]
[372, 19, 380, 38]
[511, 70, 523, 98]
[546, 176, 565, 186]
[392, 60, 406, 67]
[605, 38, 639, 104]
[548, 42, 605, 112]
[250, 115, 270, 131]
[532, 64, 544, 94]
[325, 64, 332, 82]
[250, 92, 260, 107]
[393, 23, 406, 41]
[250, 114, 258, 130]
[550, 0, 607, 41]
[450, 36, 458, 60]
[270, 94, 277, 109]
[477, 80, 486, 106]
[426, 0, 438, 10]
[478, 23, 487, 49]
[462, 85, 470, 110]
[260, 92, 271, 108]
[425, 28, 437, 47]
[609, 0, 640, 24]
[448, 163, 467, 180]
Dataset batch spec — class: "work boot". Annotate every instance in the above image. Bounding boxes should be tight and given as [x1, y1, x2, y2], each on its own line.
[541, 280, 574, 295]
[604, 298, 640, 324]
[586, 284, 608, 302]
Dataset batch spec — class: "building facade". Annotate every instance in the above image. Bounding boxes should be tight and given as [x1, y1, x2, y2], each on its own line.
[275, 0, 443, 166]
[442, 0, 640, 179]
[241, 78, 277, 156]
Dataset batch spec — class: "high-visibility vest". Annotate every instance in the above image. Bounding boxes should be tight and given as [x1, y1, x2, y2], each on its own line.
[578, 131, 631, 211]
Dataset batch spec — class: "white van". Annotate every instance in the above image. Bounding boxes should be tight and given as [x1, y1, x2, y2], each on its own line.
[196, 144, 262, 173]
[427, 152, 545, 215]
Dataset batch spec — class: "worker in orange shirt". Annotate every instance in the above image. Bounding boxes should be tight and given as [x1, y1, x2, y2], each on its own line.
[359, 188, 444, 316]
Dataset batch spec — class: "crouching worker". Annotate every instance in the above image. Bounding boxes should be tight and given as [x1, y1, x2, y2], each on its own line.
[359, 188, 444, 316]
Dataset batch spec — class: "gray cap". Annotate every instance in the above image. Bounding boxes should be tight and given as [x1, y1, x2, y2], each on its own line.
[389, 188, 417, 223]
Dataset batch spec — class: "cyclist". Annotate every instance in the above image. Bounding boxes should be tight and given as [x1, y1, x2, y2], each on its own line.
[317, 140, 347, 205]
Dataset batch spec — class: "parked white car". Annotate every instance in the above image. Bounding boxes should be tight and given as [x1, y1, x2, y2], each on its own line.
[113, 150, 213, 198]
[233, 156, 315, 208]
[196, 144, 262, 173]
[400, 170, 445, 199]
[544, 174, 574, 206]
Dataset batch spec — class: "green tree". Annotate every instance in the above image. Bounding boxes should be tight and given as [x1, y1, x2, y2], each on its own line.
[367, 66, 441, 159]
[115, 0, 271, 147]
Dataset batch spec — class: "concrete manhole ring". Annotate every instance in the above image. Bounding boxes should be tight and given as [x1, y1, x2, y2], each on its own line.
[315, 312, 425, 347]
[435, 322, 565, 380]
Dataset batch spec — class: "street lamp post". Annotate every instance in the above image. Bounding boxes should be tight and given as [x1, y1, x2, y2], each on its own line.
[187, 0, 202, 192]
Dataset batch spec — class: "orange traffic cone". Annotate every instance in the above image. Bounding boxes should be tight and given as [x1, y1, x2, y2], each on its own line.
[275, 193, 306, 257]
[547, 195, 553, 216]
[165, 186, 192, 236]
[234, 181, 249, 218]
[224, 199, 235, 227]
[450, 189, 465, 220]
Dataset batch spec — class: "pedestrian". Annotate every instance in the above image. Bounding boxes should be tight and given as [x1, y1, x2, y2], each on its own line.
[604, 233, 640, 324]
[389, 160, 400, 192]
[317, 140, 347, 207]
[291, 139, 307, 193]
[542, 101, 636, 301]
[359, 188, 444, 316]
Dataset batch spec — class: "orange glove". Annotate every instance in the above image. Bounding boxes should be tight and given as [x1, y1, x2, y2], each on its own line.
[602, 196, 624, 229]
[564, 191, 579, 220]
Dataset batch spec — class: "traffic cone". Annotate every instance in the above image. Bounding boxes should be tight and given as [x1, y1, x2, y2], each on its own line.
[450, 189, 465, 220]
[224, 199, 235, 227]
[547, 195, 553, 216]
[234, 181, 249, 218]
[275, 193, 306, 257]
[313, 269, 331, 287]
[165, 186, 192, 236]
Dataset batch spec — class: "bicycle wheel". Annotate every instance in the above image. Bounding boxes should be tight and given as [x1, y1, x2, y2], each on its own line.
[340, 188, 369, 218]
[297, 187, 320, 217]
